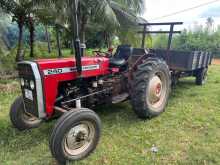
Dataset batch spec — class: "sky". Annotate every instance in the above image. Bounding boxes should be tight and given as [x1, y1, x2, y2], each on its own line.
[142, 0, 220, 30]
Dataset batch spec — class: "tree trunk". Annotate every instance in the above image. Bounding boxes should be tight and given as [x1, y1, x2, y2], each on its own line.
[80, 30, 85, 57]
[80, 29, 86, 44]
[29, 16, 35, 58]
[45, 25, 51, 53]
[16, 16, 25, 62]
[56, 26, 62, 57]
[79, 14, 87, 43]
[104, 31, 110, 48]
[71, 39, 74, 54]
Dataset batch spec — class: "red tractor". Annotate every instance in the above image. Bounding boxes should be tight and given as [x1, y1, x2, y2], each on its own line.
[9, 1, 212, 164]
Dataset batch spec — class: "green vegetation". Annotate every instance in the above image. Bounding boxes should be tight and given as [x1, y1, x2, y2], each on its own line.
[0, 65, 219, 165]
[0, 0, 145, 62]
[0, 42, 72, 74]
[152, 18, 220, 58]
[0, 0, 219, 70]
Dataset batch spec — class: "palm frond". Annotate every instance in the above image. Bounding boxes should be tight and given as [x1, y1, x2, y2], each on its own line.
[110, 1, 139, 28]
[91, 0, 120, 27]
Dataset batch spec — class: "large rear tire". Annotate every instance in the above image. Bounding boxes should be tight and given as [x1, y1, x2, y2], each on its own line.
[130, 58, 171, 119]
[10, 96, 42, 130]
[49, 108, 101, 164]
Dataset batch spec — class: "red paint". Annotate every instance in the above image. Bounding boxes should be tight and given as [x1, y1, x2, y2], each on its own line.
[111, 68, 120, 73]
[35, 57, 114, 118]
[156, 84, 161, 95]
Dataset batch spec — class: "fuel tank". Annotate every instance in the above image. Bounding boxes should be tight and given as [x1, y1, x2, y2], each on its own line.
[36, 57, 110, 78]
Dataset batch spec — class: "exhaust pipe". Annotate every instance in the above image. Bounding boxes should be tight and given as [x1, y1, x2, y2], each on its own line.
[74, 38, 82, 74]
[71, 0, 82, 75]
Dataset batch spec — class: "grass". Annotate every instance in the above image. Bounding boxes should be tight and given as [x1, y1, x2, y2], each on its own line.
[0, 65, 220, 165]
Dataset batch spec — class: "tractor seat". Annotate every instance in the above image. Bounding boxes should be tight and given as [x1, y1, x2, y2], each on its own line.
[109, 45, 132, 68]
[109, 58, 126, 67]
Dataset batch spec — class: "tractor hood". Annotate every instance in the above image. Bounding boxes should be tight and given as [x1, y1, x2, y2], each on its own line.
[16, 56, 110, 117]
[35, 57, 110, 77]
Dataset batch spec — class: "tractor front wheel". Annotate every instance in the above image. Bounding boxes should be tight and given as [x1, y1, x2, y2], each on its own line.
[10, 96, 42, 130]
[131, 58, 171, 119]
[49, 108, 101, 164]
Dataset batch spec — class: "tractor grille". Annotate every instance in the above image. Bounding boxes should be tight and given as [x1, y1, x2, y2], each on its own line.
[18, 64, 34, 76]
[17, 63, 40, 118]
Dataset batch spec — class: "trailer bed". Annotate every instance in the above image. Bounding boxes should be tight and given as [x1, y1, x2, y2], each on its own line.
[150, 49, 213, 71]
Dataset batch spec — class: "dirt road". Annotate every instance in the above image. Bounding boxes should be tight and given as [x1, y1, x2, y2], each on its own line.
[212, 59, 220, 65]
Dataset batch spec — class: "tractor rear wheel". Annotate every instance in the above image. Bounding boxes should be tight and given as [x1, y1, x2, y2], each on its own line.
[130, 58, 171, 119]
[49, 108, 101, 164]
[195, 68, 208, 85]
[10, 96, 42, 130]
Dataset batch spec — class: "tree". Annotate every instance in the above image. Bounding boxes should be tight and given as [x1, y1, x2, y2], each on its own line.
[34, 7, 57, 54]
[77, 0, 145, 45]
[0, 0, 40, 61]
[27, 13, 35, 57]
[36, 0, 145, 46]
[0, 0, 51, 60]
[45, 25, 51, 53]
[0, 0, 26, 61]
[1, 0, 146, 59]
[206, 17, 214, 32]
[0, 8, 11, 52]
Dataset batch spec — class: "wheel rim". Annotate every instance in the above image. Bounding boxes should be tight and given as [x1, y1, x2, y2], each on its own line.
[147, 72, 167, 111]
[63, 121, 95, 156]
[21, 108, 40, 124]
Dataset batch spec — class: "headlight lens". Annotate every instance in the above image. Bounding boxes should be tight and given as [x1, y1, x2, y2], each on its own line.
[20, 78, 25, 86]
[30, 80, 35, 89]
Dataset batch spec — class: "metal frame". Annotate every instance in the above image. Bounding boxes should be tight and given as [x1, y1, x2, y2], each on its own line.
[138, 22, 183, 50]
[61, 88, 112, 105]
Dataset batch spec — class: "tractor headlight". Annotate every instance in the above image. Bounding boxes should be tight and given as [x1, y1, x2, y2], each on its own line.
[30, 80, 35, 90]
[20, 78, 25, 86]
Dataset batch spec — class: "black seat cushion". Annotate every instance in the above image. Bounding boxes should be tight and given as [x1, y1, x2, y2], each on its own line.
[114, 45, 132, 60]
[109, 58, 126, 67]
[109, 45, 133, 68]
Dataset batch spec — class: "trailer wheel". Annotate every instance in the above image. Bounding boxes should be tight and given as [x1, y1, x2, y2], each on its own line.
[131, 58, 171, 119]
[195, 68, 208, 85]
[171, 74, 180, 86]
[49, 108, 101, 164]
[10, 96, 42, 130]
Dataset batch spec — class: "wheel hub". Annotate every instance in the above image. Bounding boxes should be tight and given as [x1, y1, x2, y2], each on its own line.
[148, 75, 163, 104]
[64, 121, 95, 156]
[66, 124, 89, 150]
[155, 83, 162, 95]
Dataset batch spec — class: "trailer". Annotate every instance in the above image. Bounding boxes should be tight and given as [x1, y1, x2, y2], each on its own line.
[132, 22, 213, 85]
